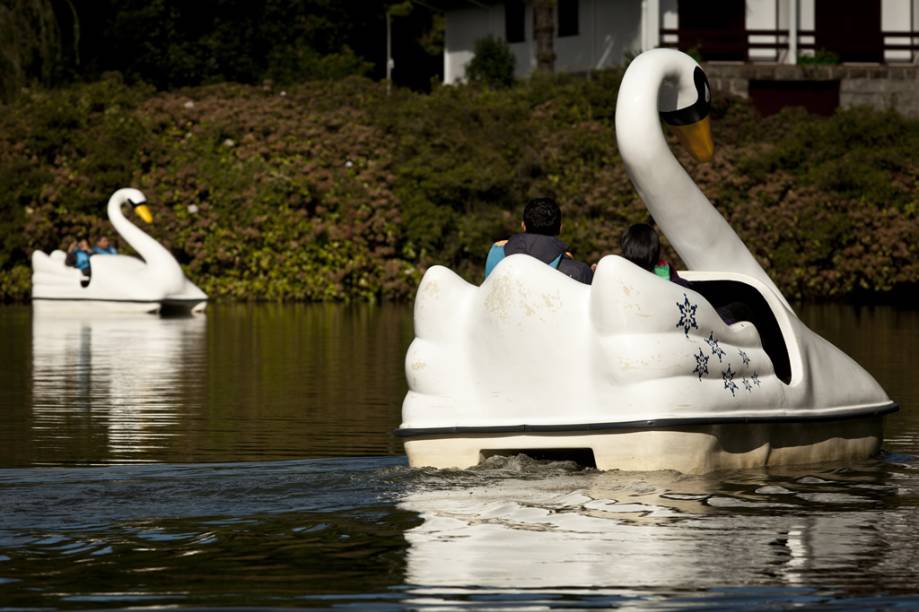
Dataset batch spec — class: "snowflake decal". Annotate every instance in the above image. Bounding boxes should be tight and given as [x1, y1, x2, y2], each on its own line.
[751, 371, 761, 387]
[722, 364, 738, 397]
[742, 377, 753, 392]
[675, 294, 699, 337]
[738, 349, 751, 367]
[693, 348, 709, 380]
[706, 332, 727, 362]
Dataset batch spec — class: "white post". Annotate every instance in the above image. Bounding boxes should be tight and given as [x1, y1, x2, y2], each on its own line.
[386, 11, 393, 94]
[592, 0, 597, 72]
[788, 0, 798, 64]
[645, 0, 661, 50]
[641, 0, 649, 51]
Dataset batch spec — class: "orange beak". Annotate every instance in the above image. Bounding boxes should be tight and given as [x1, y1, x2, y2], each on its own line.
[670, 116, 715, 162]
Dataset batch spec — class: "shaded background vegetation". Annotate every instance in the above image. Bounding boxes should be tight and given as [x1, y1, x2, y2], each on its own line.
[1, 1, 916, 303]
[1, 0, 443, 96]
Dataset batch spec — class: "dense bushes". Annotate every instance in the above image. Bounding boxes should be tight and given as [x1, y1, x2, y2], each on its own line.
[1, 70, 917, 302]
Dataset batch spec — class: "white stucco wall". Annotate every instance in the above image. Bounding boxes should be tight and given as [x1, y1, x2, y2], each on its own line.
[444, 0, 645, 84]
[748, 0, 780, 62]
[444, 5, 503, 84]
[883, 0, 914, 61]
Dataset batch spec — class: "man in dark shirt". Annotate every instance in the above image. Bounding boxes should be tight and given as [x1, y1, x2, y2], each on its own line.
[484, 197, 593, 284]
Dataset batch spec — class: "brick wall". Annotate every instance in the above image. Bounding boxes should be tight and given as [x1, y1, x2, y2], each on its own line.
[704, 64, 919, 118]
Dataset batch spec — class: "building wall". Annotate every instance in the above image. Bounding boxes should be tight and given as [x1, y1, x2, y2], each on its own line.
[662, 0, 915, 63]
[444, 0, 919, 85]
[443, 5, 503, 84]
[748, 0, 780, 62]
[883, 0, 914, 62]
[444, 0, 643, 84]
[707, 63, 919, 117]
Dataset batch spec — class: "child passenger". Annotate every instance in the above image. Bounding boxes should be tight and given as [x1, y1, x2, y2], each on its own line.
[66, 240, 93, 287]
[620, 223, 689, 287]
[620, 223, 751, 325]
[93, 236, 117, 255]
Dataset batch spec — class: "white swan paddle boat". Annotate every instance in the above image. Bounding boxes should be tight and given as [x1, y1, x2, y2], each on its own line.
[396, 49, 897, 474]
[31, 188, 207, 315]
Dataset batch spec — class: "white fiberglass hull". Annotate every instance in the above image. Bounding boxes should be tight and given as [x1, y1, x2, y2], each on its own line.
[401, 408, 893, 474]
[32, 297, 161, 315]
[397, 255, 896, 474]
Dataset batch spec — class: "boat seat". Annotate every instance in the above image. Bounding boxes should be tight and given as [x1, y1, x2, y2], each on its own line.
[687, 279, 792, 384]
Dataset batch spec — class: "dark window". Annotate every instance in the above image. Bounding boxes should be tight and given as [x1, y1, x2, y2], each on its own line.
[815, 0, 882, 62]
[505, 0, 525, 43]
[678, 0, 746, 61]
[558, 0, 579, 37]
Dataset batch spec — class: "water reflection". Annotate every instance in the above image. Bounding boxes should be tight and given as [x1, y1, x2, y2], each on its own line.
[7, 304, 413, 466]
[31, 313, 207, 464]
[398, 457, 918, 597]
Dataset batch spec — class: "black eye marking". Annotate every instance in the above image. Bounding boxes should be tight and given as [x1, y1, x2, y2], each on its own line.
[660, 66, 712, 127]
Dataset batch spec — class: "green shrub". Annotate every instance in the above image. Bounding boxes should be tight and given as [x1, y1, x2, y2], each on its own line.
[798, 49, 841, 65]
[465, 36, 516, 89]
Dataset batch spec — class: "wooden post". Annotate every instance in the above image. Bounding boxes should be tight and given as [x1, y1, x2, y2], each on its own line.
[533, 0, 556, 74]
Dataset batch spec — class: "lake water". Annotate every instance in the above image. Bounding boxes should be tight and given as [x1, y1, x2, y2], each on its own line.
[0, 303, 917, 609]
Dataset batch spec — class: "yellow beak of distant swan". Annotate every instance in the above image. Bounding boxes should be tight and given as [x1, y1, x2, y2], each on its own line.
[135, 204, 154, 223]
[671, 116, 714, 163]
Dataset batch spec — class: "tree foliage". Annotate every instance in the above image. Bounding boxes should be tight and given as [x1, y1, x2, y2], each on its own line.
[0, 0, 65, 101]
[1, 0, 446, 95]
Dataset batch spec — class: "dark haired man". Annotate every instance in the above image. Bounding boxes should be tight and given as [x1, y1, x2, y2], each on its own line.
[484, 197, 593, 284]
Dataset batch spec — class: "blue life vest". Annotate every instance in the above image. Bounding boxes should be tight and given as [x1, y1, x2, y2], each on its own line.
[74, 250, 91, 271]
[484, 241, 563, 280]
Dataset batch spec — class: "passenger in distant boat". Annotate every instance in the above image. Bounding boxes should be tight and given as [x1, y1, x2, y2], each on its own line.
[93, 236, 117, 255]
[620, 223, 753, 325]
[484, 197, 594, 284]
[74, 240, 93, 287]
[64, 242, 79, 268]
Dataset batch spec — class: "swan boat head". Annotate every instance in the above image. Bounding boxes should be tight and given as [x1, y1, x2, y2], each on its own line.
[658, 62, 714, 162]
[397, 49, 894, 473]
[116, 188, 155, 224]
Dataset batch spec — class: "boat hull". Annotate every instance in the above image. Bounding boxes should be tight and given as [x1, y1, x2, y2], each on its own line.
[161, 298, 207, 315]
[32, 298, 161, 315]
[400, 409, 894, 474]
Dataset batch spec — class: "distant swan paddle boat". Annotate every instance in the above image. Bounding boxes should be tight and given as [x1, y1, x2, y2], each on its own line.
[395, 49, 897, 474]
[31, 188, 207, 315]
